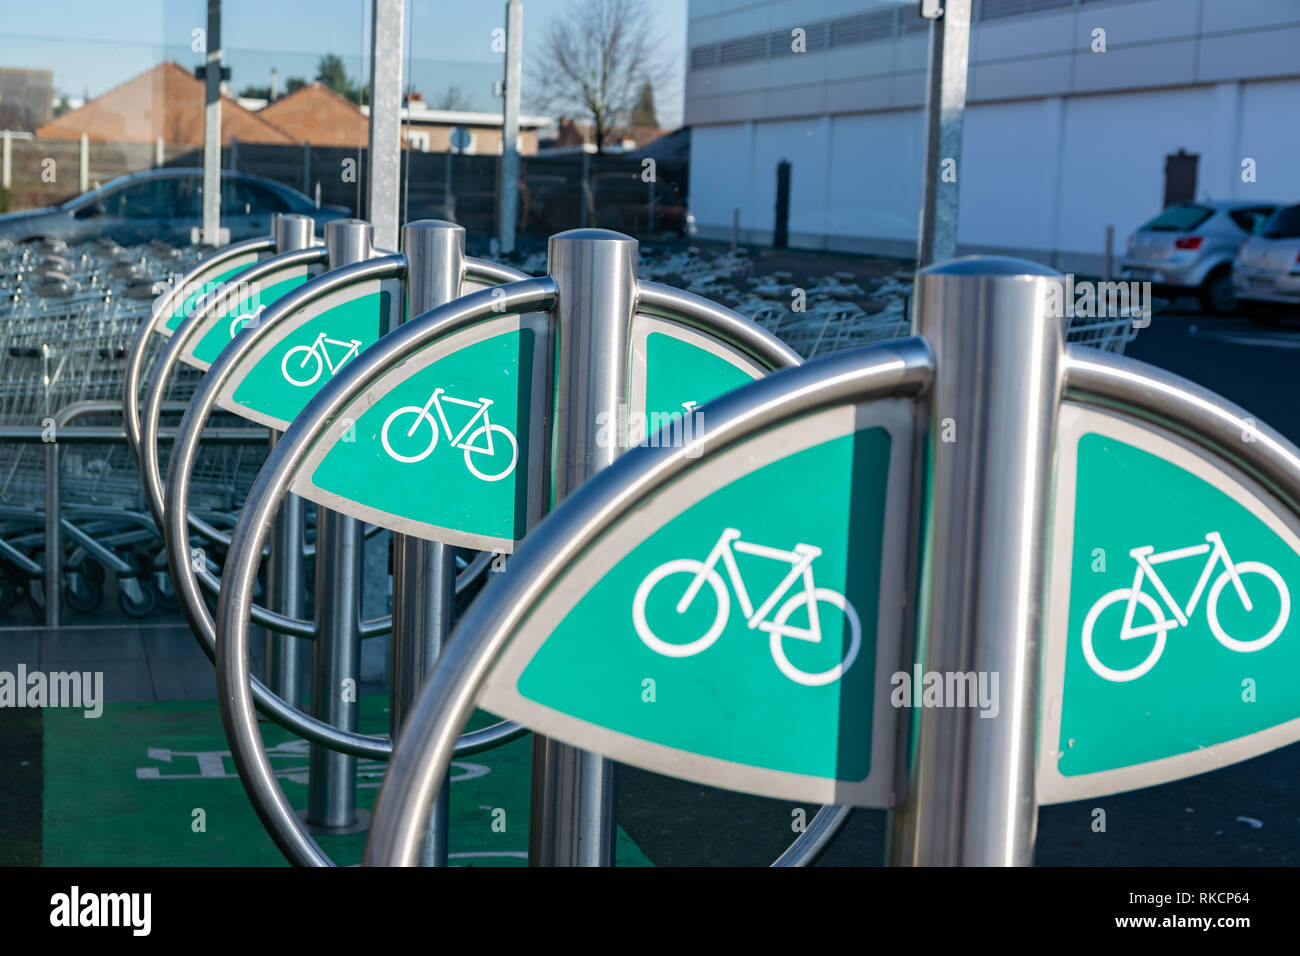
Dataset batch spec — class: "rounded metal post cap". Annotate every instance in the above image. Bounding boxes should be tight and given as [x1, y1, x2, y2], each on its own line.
[403, 219, 465, 235]
[547, 228, 638, 268]
[273, 212, 314, 250]
[325, 219, 374, 266]
[918, 255, 1063, 279]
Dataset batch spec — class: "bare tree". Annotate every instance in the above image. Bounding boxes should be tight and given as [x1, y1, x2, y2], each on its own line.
[529, 0, 668, 153]
[432, 85, 472, 111]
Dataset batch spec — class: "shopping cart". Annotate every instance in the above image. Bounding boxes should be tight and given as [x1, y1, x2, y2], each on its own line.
[0, 237, 269, 622]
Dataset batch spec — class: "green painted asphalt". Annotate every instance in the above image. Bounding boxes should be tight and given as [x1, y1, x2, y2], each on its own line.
[36, 695, 651, 867]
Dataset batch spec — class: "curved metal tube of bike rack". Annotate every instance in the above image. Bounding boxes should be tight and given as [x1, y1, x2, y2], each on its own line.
[636, 279, 804, 370]
[359, 338, 935, 865]
[125, 236, 274, 462]
[1063, 348, 1300, 511]
[159, 255, 536, 649]
[215, 278, 556, 866]
[139, 246, 350, 639]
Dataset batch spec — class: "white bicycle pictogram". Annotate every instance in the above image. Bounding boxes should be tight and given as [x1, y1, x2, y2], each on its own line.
[228, 303, 266, 338]
[1081, 530, 1290, 683]
[281, 330, 363, 387]
[631, 527, 861, 687]
[380, 387, 518, 482]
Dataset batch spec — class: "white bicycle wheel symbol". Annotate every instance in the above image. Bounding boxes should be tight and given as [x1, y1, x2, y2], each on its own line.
[632, 556, 861, 687]
[380, 405, 518, 481]
[281, 344, 323, 387]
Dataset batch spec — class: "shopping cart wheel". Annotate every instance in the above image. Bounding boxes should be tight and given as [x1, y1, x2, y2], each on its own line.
[118, 580, 158, 619]
[64, 569, 103, 614]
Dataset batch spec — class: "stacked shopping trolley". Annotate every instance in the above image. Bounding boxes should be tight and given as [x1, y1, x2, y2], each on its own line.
[0, 236, 266, 622]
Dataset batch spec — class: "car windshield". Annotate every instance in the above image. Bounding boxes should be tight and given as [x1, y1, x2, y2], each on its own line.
[1140, 204, 1213, 232]
[1261, 205, 1300, 239]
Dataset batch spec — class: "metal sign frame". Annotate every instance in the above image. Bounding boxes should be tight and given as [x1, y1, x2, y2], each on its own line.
[1041, 399, 1300, 804]
[480, 396, 918, 807]
[360, 338, 933, 865]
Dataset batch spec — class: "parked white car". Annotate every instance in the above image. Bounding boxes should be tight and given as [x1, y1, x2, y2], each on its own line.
[1233, 203, 1300, 324]
[1122, 200, 1277, 314]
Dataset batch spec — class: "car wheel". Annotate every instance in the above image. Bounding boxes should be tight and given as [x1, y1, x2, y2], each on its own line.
[1199, 267, 1236, 315]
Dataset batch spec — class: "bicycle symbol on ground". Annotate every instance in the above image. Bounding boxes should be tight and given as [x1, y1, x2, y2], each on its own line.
[1082, 530, 1290, 682]
[281, 331, 363, 387]
[380, 387, 518, 482]
[632, 527, 861, 687]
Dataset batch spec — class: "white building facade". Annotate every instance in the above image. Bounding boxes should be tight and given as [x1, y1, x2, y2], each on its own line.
[685, 0, 1300, 272]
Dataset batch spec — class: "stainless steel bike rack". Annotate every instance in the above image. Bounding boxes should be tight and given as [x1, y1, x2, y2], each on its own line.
[160, 220, 538, 859]
[361, 256, 1300, 867]
[212, 228, 859, 867]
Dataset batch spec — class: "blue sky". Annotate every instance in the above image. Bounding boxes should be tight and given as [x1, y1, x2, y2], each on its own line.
[0, 0, 688, 126]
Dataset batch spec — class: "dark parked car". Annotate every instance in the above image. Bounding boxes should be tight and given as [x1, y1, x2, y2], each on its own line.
[0, 168, 350, 247]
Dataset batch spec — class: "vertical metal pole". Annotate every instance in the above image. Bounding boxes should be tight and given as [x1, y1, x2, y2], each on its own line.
[887, 257, 1066, 866]
[916, 0, 970, 267]
[366, 0, 405, 252]
[202, 0, 223, 245]
[580, 151, 590, 227]
[2, 131, 11, 190]
[78, 133, 88, 195]
[154, 136, 164, 169]
[44, 438, 59, 629]
[305, 219, 373, 831]
[499, 0, 523, 255]
[264, 213, 314, 707]
[530, 228, 637, 867]
[390, 220, 465, 866]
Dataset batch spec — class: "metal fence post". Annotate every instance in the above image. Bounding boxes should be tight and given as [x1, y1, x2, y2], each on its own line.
[201, 0, 223, 245]
[389, 220, 465, 866]
[264, 213, 315, 707]
[366, 0, 404, 252]
[499, 0, 523, 255]
[529, 228, 637, 866]
[916, 0, 971, 267]
[78, 133, 89, 195]
[2, 131, 11, 190]
[887, 257, 1066, 866]
[305, 219, 373, 832]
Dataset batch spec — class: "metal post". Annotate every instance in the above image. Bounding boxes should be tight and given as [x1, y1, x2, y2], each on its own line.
[2, 131, 11, 190]
[154, 136, 164, 169]
[915, 0, 970, 267]
[366, 0, 405, 251]
[390, 220, 465, 865]
[580, 151, 590, 227]
[264, 213, 315, 707]
[887, 257, 1066, 866]
[78, 133, 88, 194]
[499, 0, 523, 255]
[202, 0, 223, 245]
[44, 437, 59, 628]
[305, 219, 373, 831]
[529, 228, 637, 866]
